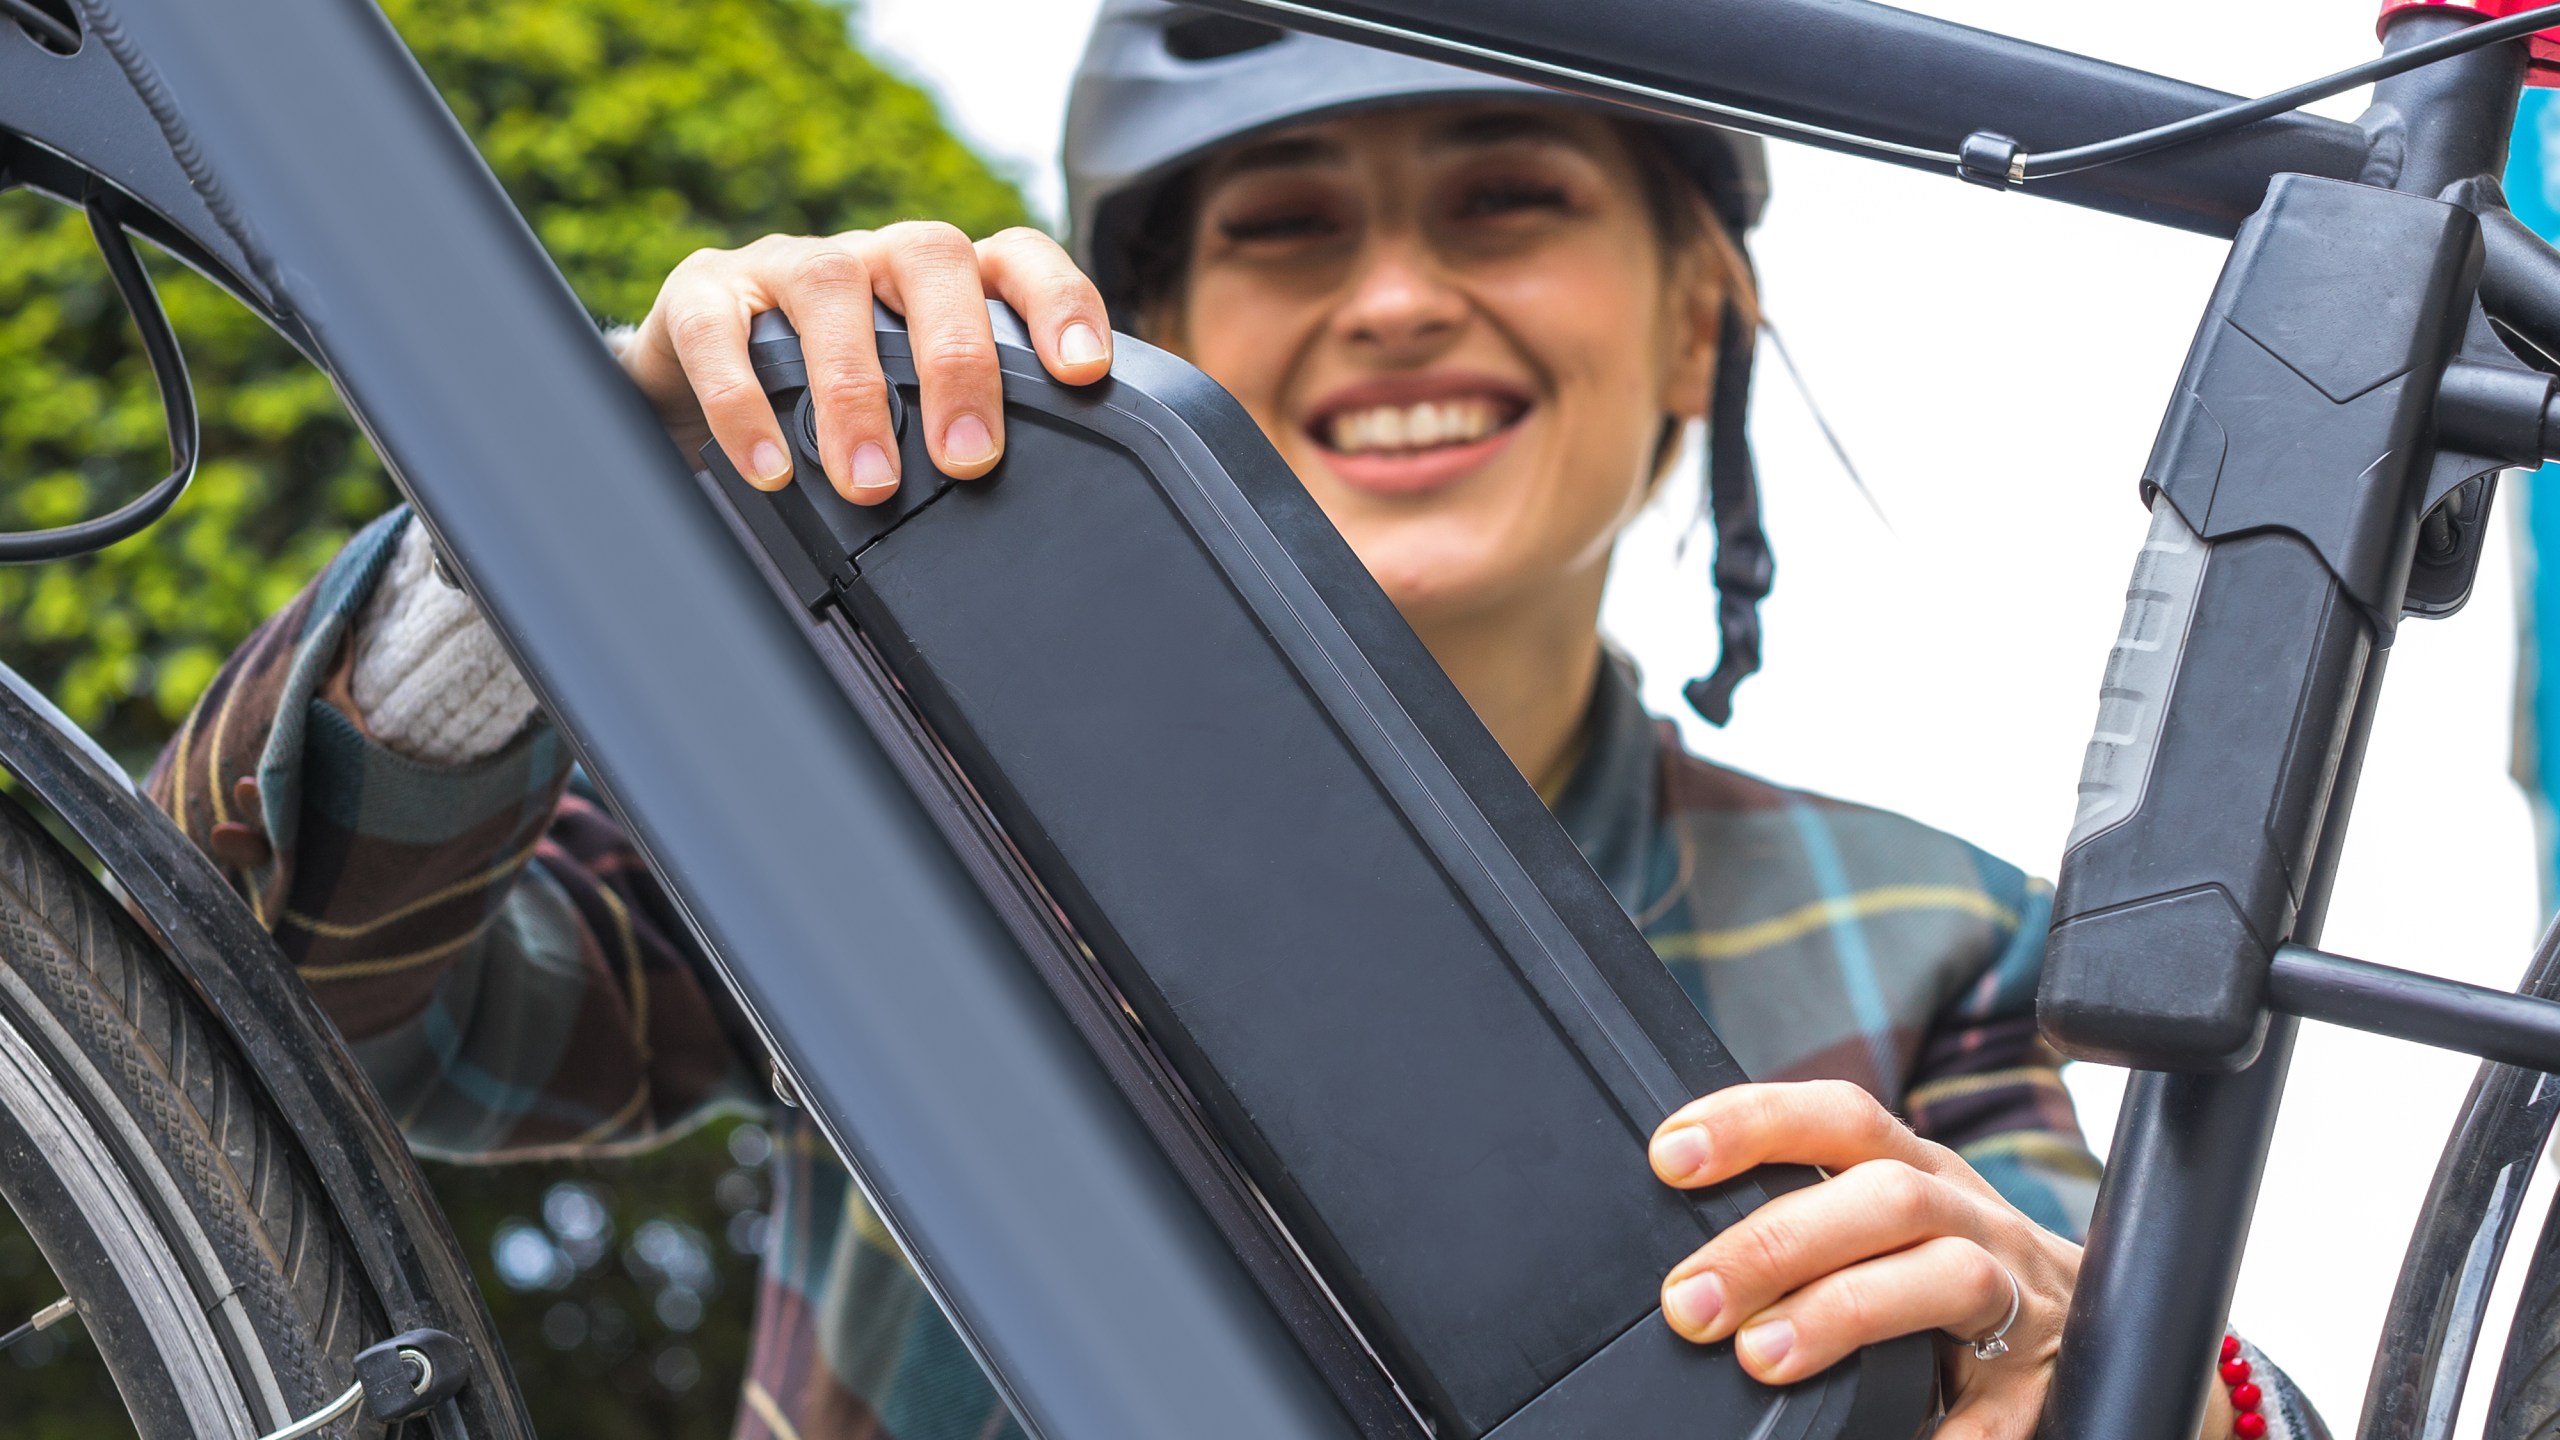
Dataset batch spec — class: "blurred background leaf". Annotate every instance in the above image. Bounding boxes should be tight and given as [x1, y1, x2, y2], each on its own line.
[0, 0, 1025, 1432]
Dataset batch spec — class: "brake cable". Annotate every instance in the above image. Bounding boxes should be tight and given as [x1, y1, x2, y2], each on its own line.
[0, 194, 200, 565]
[2006, 0, 2560, 181]
[254, 1378, 373, 1440]
[1225, 0, 1970, 164]
[1229, 0, 2560, 189]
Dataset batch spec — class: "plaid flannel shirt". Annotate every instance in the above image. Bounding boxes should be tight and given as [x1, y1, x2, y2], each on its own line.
[149, 506, 2322, 1440]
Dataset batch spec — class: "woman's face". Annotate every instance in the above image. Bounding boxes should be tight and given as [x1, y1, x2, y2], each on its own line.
[1166, 103, 1731, 630]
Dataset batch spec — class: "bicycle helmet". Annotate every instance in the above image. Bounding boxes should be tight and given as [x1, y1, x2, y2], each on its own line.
[1062, 0, 1776, 724]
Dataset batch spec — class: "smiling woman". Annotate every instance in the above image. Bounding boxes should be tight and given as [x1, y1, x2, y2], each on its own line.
[1159, 103, 1747, 786]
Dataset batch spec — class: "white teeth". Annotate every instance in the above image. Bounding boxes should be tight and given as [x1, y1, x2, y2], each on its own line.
[1324, 398, 1506, 455]
[1405, 402, 1441, 447]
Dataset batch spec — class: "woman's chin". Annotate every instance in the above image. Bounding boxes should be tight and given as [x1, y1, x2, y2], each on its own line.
[1352, 546, 1516, 628]
[1286, 442, 1578, 627]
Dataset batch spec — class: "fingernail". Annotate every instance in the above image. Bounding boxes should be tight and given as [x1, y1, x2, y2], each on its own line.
[749, 439, 791, 485]
[1662, 1272, 1723, 1335]
[1652, 1124, 1711, 1181]
[1060, 322, 1107, 366]
[851, 442, 896, 495]
[945, 413, 995, 467]
[1738, 1318, 1795, 1373]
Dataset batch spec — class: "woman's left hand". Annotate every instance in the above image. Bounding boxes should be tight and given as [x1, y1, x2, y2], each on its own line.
[1647, 1080, 2086, 1438]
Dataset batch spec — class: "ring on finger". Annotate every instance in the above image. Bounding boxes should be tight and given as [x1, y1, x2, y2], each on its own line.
[1959, 1265, 2021, 1361]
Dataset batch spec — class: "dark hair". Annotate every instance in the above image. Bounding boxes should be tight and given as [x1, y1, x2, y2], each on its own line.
[1125, 165, 1204, 334]
[1124, 117, 1735, 338]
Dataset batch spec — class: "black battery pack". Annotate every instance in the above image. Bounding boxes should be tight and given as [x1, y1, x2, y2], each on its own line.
[700, 305, 1934, 1440]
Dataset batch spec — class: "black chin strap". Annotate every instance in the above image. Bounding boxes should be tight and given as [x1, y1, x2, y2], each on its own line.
[1682, 302, 1771, 727]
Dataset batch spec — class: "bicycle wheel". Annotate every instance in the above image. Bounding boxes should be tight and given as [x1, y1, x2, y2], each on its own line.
[2489, 1177, 2560, 1439]
[0, 788, 384, 1438]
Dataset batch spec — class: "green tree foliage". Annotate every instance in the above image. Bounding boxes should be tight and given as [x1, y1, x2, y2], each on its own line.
[0, 0, 1029, 764]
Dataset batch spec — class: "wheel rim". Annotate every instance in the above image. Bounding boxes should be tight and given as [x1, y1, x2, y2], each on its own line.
[0, 1003, 258, 1439]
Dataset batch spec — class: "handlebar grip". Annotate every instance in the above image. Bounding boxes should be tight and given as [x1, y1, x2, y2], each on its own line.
[2040, 496, 2375, 1072]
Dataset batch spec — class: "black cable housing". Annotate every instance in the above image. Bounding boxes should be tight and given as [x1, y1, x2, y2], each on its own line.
[2016, 1, 2560, 181]
[0, 196, 199, 564]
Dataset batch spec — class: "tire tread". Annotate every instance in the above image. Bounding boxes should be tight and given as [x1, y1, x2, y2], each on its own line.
[0, 795, 379, 1429]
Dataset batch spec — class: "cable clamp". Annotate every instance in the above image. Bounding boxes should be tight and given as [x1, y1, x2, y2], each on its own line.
[1957, 131, 2025, 189]
[252, 1327, 475, 1440]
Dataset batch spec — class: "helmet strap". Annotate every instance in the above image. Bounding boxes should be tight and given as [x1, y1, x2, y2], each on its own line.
[1681, 302, 1772, 728]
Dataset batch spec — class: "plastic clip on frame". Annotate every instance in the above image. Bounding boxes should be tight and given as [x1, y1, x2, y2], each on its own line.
[700, 305, 1937, 1440]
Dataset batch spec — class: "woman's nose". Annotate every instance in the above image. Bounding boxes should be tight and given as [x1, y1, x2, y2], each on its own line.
[1333, 237, 1469, 357]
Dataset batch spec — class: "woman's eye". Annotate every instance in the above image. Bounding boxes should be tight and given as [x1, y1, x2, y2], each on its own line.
[1454, 182, 1569, 219]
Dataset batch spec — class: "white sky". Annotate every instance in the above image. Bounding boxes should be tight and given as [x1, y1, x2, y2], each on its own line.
[854, 0, 2550, 1425]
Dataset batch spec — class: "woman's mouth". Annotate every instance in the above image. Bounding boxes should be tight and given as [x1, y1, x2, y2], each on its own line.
[1324, 396, 1518, 453]
[1305, 383, 1532, 496]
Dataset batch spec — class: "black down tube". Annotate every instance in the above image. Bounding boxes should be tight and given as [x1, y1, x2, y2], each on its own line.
[59, 0, 1357, 1437]
[2040, 17, 2523, 1440]
[1195, 0, 2369, 237]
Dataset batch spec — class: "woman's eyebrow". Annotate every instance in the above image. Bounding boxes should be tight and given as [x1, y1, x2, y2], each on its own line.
[1209, 134, 1345, 177]
[1425, 111, 1586, 153]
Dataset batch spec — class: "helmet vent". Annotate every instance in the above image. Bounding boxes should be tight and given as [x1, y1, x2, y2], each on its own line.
[1162, 13, 1286, 62]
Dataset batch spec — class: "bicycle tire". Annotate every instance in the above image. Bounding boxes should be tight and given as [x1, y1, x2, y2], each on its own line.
[0, 788, 385, 1439]
[2488, 1176, 2560, 1440]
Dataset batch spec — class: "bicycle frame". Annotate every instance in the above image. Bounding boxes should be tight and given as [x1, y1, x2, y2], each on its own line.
[11, 0, 2560, 1437]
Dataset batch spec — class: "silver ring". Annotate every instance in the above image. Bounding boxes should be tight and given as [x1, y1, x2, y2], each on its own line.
[1967, 1265, 2022, 1361]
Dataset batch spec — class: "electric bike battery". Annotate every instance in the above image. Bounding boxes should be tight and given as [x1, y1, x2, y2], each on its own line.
[701, 305, 1935, 1440]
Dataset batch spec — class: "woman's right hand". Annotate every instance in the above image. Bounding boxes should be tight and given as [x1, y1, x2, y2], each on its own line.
[620, 223, 1116, 504]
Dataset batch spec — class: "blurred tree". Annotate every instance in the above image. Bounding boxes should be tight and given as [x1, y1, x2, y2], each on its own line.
[425, 1118, 779, 1440]
[0, 0, 1025, 1432]
[0, 0, 1029, 765]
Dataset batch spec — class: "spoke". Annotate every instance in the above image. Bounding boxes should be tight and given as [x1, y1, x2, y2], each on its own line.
[0, 1294, 75, 1353]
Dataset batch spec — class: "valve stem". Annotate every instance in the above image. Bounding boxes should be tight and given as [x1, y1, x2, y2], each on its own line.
[0, 1296, 76, 1353]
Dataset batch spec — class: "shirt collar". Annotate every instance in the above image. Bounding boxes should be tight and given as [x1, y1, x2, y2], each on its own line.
[1549, 654, 1665, 916]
